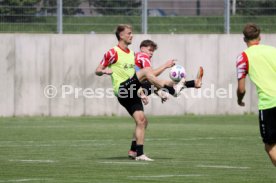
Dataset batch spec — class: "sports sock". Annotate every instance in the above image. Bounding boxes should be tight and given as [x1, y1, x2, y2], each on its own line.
[136, 144, 144, 156]
[185, 80, 195, 88]
[130, 140, 137, 151]
[163, 85, 176, 95]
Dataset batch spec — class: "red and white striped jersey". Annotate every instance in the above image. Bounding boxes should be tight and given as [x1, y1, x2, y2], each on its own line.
[135, 52, 152, 69]
[236, 52, 249, 80]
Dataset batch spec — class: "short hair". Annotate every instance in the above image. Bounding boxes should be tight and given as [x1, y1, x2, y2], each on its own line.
[243, 23, 261, 42]
[115, 24, 132, 41]
[139, 39, 158, 50]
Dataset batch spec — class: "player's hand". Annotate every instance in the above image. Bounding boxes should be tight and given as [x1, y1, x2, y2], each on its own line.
[141, 94, 149, 105]
[165, 59, 176, 68]
[238, 100, 245, 106]
[103, 69, 113, 75]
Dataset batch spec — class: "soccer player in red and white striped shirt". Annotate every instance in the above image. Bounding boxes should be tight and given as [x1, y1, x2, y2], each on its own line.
[127, 40, 204, 159]
[135, 40, 203, 97]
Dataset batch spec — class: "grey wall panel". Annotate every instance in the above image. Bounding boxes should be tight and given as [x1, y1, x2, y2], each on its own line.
[14, 35, 49, 116]
[84, 34, 122, 116]
[184, 35, 219, 114]
[0, 35, 15, 116]
[50, 35, 85, 116]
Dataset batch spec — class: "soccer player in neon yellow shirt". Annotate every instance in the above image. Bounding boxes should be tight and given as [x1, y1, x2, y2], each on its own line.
[95, 24, 186, 161]
[236, 23, 276, 166]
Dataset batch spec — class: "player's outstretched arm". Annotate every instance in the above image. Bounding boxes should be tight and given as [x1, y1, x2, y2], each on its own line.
[95, 64, 112, 76]
[153, 59, 175, 77]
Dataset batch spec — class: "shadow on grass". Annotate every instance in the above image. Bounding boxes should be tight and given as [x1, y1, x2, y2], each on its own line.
[99, 156, 173, 160]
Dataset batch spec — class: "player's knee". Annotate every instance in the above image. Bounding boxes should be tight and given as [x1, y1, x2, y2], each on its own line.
[145, 72, 152, 80]
[142, 67, 151, 72]
[136, 115, 147, 128]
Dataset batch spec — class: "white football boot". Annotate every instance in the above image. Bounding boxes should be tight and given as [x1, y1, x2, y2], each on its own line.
[135, 154, 154, 161]
[173, 78, 186, 97]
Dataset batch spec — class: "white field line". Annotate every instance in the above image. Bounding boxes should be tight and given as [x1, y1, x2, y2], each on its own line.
[0, 179, 51, 182]
[1, 144, 54, 147]
[0, 137, 252, 148]
[9, 159, 56, 163]
[0, 144, 110, 147]
[0, 136, 251, 144]
[197, 164, 250, 169]
[98, 161, 149, 165]
[147, 137, 215, 141]
[147, 136, 252, 141]
[2, 126, 71, 128]
[128, 174, 203, 178]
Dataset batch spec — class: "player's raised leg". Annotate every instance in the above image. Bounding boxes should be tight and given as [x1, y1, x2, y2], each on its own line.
[136, 67, 186, 96]
[136, 67, 167, 89]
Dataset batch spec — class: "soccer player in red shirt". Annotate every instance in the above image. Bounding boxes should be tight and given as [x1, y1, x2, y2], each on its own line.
[96, 25, 187, 161]
[127, 40, 204, 159]
[135, 39, 203, 98]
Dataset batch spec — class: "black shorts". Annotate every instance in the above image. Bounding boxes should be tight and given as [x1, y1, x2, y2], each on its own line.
[117, 74, 143, 116]
[259, 106, 276, 144]
[141, 81, 155, 96]
[141, 81, 176, 96]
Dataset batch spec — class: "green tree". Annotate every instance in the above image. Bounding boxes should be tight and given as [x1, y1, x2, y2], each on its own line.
[0, 0, 40, 22]
[89, 0, 141, 15]
[236, 0, 276, 15]
[258, 0, 276, 15]
[47, 0, 81, 15]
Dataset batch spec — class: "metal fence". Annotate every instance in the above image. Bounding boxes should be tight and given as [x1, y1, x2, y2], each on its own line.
[0, 0, 276, 34]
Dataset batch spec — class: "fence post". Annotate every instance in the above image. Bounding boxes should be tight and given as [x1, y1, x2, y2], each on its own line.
[224, 0, 230, 34]
[141, 0, 148, 34]
[57, 0, 63, 34]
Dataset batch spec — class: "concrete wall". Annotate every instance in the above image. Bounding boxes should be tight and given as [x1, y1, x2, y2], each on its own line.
[1, 33, 275, 116]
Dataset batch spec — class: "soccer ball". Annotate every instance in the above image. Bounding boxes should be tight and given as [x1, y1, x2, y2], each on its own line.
[169, 64, 186, 82]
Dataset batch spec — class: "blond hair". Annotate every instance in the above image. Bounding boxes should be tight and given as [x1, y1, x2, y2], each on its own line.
[115, 24, 132, 41]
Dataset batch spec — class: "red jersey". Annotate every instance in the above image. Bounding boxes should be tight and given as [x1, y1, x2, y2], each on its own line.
[135, 52, 152, 69]
[236, 51, 249, 80]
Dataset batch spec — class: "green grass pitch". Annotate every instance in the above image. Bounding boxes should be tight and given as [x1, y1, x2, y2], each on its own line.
[0, 115, 275, 183]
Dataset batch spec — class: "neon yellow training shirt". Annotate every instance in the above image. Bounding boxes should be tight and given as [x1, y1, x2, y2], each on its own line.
[109, 46, 135, 96]
[245, 44, 276, 110]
